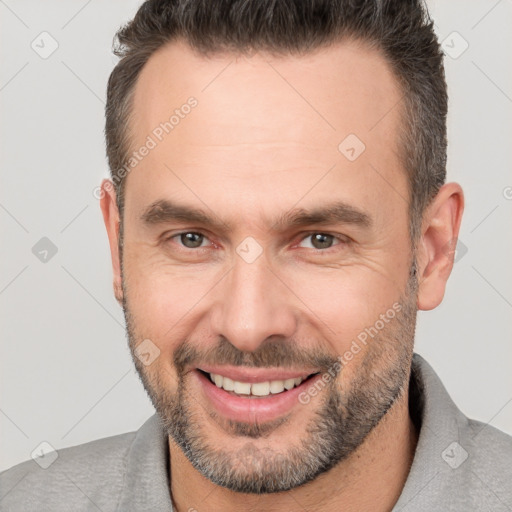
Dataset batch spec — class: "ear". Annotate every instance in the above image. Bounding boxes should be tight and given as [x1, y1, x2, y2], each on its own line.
[416, 182, 464, 311]
[99, 179, 123, 305]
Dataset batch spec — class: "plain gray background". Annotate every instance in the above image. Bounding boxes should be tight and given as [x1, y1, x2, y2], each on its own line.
[1, 0, 511, 472]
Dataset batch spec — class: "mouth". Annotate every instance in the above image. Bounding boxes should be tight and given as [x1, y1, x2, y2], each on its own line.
[194, 368, 323, 423]
[197, 369, 320, 398]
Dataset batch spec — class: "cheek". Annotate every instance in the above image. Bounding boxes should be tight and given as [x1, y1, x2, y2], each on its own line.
[124, 257, 215, 342]
[282, 265, 402, 351]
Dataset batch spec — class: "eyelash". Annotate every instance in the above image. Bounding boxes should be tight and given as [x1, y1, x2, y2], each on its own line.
[163, 231, 349, 252]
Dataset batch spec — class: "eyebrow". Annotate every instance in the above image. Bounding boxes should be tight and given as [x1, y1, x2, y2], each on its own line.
[140, 199, 372, 232]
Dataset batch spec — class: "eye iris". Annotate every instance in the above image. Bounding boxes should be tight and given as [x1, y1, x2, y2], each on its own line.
[181, 232, 203, 248]
[311, 233, 333, 249]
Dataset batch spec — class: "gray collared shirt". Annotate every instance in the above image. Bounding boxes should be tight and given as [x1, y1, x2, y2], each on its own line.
[1, 353, 511, 511]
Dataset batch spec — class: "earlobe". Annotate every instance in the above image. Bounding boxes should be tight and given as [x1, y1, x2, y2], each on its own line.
[416, 182, 464, 311]
[113, 279, 124, 305]
[99, 179, 124, 304]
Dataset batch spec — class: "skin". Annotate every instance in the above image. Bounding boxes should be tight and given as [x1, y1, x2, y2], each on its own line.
[100, 38, 463, 511]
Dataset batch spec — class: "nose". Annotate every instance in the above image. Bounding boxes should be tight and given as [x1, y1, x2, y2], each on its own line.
[209, 252, 297, 353]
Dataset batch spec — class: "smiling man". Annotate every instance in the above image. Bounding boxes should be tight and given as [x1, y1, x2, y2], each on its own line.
[1, 1, 512, 511]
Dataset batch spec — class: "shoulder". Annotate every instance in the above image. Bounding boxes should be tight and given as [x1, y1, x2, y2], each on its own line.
[0, 430, 137, 512]
[436, 418, 512, 510]
[463, 417, 512, 482]
[397, 354, 512, 511]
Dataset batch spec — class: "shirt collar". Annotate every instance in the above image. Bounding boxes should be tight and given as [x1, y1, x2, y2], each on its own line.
[116, 413, 174, 511]
[393, 352, 469, 510]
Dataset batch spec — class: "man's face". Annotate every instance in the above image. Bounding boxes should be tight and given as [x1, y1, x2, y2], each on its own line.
[119, 39, 418, 492]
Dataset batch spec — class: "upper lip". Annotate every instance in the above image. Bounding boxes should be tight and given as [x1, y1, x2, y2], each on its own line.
[196, 365, 319, 383]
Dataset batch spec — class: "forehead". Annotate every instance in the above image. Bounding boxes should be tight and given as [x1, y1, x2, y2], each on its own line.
[132, 38, 402, 140]
[125, 38, 407, 226]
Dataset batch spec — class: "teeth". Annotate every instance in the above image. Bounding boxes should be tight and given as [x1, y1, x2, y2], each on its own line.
[284, 378, 295, 390]
[208, 373, 305, 397]
[251, 381, 270, 396]
[222, 376, 235, 391]
[269, 380, 285, 394]
[233, 381, 251, 395]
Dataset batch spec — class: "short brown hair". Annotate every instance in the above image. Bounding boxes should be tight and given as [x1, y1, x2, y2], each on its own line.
[105, 0, 447, 243]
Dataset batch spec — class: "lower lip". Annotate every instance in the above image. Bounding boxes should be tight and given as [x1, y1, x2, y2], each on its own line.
[194, 370, 321, 423]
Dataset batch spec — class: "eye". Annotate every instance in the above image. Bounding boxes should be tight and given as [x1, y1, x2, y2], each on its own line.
[297, 233, 344, 250]
[164, 231, 346, 253]
[170, 232, 210, 249]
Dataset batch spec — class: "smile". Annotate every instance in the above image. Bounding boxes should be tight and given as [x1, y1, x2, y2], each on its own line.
[194, 368, 323, 423]
[205, 371, 314, 397]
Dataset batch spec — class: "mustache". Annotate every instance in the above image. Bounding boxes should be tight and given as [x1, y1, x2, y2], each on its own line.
[173, 336, 339, 375]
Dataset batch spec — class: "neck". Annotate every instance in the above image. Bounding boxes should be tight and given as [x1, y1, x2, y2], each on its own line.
[169, 390, 418, 512]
